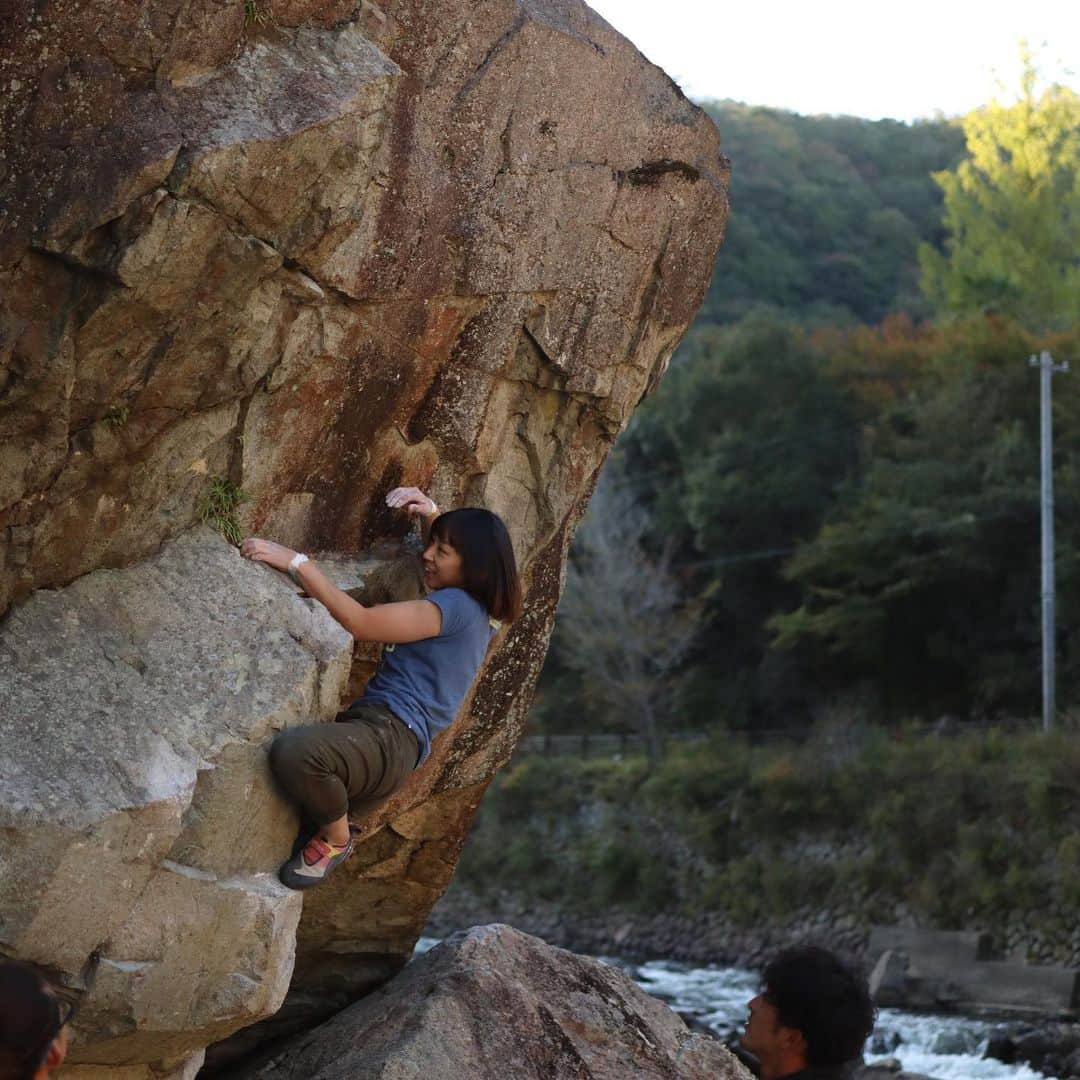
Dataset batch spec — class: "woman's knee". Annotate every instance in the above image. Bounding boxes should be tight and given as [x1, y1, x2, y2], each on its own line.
[268, 727, 316, 784]
[268, 725, 348, 824]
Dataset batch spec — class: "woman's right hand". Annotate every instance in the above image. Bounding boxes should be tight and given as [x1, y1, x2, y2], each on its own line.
[385, 487, 439, 518]
[240, 537, 297, 573]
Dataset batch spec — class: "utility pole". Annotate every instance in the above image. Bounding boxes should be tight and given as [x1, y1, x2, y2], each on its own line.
[1029, 350, 1069, 732]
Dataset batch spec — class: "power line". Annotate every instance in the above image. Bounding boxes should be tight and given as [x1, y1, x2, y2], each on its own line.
[609, 400, 983, 494]
[676, 504, 1036, 572]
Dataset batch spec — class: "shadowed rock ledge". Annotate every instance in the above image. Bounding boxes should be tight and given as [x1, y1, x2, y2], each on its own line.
[1, 0, 728, 1072]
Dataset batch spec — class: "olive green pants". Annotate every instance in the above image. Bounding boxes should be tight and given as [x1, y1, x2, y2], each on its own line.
[269, 702, 420, 827]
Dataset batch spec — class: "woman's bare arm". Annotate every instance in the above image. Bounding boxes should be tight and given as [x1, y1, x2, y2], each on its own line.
[240, 538, 441, 643]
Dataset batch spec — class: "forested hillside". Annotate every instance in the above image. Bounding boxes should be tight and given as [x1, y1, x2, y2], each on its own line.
[452, 69, 1080, 968]
[696, 101, 965, 326]
[536, 75, 1080, 734]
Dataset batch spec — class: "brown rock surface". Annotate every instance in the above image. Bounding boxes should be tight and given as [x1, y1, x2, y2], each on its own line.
[1, 0, 726, 614]
[2, 0, 728, 1071]
[233, 924, 752, 1079]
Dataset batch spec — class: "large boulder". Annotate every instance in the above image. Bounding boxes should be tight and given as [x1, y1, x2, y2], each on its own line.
[1, 0, 728, 1071]
[1, 0, 727, 614]
[0, 528, 355, 1068]
[234, 924, 752, 1079]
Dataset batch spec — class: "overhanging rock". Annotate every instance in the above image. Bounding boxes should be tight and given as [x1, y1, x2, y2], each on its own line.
[2, 0, 729, 1069]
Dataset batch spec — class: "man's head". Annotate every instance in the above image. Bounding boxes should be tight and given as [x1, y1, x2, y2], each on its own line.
[0, 961, 70, 1080]
[742, 946, 875, 1080]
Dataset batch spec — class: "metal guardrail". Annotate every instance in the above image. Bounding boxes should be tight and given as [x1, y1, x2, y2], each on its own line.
[514, 718, 1043, 759]
[514, 732, 704, 758]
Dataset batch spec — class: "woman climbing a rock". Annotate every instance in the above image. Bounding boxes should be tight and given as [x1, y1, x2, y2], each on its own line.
[240, 487, 522, 889]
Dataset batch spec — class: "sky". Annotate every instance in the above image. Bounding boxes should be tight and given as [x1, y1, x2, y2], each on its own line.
[586, 0, 1080, 122]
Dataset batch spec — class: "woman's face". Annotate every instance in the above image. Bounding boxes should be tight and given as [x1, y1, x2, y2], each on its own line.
[422, 534, 465, 591]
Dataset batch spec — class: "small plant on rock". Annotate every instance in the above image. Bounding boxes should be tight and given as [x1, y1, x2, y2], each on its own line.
[103, 404, 130, 428]
[198, 476, 247, 546]
[244, 0, 267, 26]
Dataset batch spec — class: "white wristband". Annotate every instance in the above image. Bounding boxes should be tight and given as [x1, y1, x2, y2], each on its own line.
[287, 552, 309, 581]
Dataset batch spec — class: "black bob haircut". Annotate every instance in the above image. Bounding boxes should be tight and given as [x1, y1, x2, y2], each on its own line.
[0, 960, 65, 1080]
[762, 946, 876, 1067]
[429, 508, 522, 623]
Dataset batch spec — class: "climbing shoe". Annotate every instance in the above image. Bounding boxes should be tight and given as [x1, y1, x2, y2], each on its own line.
[279, 834, 353, 890]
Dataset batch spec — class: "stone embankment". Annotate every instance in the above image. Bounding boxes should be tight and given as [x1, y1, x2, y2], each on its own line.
[428, 885, 870, 971]
[869, 927, 1079, 1015]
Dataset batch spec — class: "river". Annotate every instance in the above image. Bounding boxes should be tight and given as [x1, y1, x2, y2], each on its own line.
[416, 939, 1048, 1079]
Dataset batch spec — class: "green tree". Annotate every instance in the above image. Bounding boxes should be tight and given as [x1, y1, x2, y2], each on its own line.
[919, 53, 1080, 331]
[619, 317, 860, 726]
[771, 318, 1080, 717]
[698, 101, 963, 326]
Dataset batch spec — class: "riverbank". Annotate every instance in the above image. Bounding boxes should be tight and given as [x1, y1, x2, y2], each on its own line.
[428, 882, 867, 971]
[454, 731, 1080, 967]
[434, 728, 1080, 1077]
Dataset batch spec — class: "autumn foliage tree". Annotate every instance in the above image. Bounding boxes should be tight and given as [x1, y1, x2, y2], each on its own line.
[533, 86, 1080, 735]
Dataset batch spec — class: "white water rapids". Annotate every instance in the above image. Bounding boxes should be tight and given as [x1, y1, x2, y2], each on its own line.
[415, 939, 1048, 1079]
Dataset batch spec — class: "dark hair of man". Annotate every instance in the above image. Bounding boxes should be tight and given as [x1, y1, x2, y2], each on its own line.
[0, 961, 63, 1080]
[762, 946, 876, 1066]
[429, 508, 523, 623]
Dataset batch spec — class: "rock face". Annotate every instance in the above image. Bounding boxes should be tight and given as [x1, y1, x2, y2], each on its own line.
[0, 528, 353, 1068]
[1, 0, 727, 615]
[1, 0, 728, 1071]
[234, 924, 751, 1079]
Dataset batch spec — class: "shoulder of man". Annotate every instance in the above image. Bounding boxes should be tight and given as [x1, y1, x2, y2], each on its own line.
[781, 1065, 858, 1080]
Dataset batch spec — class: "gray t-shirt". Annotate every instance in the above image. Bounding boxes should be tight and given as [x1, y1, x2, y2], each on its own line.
[358, 588, 495, 764]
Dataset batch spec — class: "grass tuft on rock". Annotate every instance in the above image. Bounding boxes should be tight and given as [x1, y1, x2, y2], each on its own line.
[103, 404, 130, 428]
[198, 476, 247, 546]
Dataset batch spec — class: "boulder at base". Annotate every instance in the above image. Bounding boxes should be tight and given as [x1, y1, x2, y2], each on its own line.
[235, 924, 751, 1079]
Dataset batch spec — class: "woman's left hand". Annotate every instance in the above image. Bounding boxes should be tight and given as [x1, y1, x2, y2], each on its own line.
[240, 537, 297, 573]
